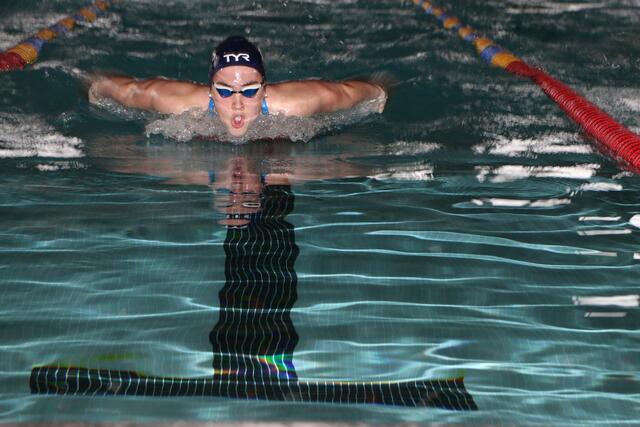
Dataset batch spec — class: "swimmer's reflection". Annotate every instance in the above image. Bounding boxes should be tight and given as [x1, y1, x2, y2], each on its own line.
[29, 152, 477, 410]
[210, 157, 299, 384]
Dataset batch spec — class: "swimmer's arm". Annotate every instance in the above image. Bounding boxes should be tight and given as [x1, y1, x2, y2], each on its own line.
[89, 76, 208, 114]
[268, 80, 387, 116]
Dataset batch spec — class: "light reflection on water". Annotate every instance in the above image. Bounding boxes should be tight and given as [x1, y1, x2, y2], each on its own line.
[0, 0, 639, 425]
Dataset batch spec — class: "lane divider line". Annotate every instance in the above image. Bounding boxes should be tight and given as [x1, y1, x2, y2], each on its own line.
[411, 0, 640, 173]
[0, 0, 113, 72]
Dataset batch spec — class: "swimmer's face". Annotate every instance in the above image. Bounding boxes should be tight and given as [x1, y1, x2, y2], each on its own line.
[210, 66, 265, 138]
[212, 157, 262, 228]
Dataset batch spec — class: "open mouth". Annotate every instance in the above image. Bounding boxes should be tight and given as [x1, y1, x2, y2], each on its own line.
[231, 115, 244, 129]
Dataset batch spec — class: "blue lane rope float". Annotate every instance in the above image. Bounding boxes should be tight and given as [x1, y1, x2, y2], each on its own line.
[0, 0, 113, 72]
[411, 0, 640, 172]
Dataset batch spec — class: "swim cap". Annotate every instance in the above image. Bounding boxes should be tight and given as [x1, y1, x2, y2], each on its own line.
[209, 36, 265, 82]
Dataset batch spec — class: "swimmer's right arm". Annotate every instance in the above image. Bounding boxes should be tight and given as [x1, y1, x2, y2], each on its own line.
[89, 76, 207, 114]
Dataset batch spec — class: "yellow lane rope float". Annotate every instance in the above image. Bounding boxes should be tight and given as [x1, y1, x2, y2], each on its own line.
[0, 0, 113, 71]
[411, 0, 640, 172]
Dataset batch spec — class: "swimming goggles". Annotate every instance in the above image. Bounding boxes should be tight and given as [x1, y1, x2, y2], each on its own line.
[212, 82, 263, 98]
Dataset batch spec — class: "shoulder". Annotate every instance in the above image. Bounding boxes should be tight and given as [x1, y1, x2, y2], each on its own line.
[265, 80, 336, 117]
[145, 79, 210, 113]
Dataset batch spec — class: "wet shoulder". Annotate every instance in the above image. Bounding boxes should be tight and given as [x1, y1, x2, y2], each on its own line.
[265, 81, 322, 117]
[151, 80, 210, 114]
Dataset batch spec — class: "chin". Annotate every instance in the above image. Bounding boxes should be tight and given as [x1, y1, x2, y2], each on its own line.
[227, 125, 249, 138]
[229, 128, 248, 138]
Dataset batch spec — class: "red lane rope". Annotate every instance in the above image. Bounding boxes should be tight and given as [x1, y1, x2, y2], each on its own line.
[507, 61, 640, 172]
[0, 52, 27, 71]
[413, 0, 640, 173]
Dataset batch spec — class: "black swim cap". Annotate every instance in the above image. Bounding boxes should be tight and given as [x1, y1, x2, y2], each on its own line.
[209, 36, 265, 82]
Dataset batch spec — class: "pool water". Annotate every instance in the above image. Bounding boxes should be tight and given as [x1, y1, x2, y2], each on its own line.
[1, 0, 639, 425]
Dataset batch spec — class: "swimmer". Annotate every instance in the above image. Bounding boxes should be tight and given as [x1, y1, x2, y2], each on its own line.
[89, 36, 388, 138]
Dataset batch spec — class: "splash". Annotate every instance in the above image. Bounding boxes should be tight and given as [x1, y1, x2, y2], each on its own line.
[475, 164, 600, 183]
[145, 98, 381, 143]
[0, 113, 83, 158]
[473, 133, 592, 157]
[89, 96, 158, 122]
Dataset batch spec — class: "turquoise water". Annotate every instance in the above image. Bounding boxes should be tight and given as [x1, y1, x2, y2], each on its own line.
[1, 0, 640, 425]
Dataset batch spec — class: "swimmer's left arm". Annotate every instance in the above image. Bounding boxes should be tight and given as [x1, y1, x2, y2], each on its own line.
[267, 80, 387, 116]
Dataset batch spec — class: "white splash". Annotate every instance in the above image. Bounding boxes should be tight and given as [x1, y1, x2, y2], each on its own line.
[371, 165, 434, 182]
[473, 133, 591, 157]
[476, 164, 599, 183]
[383, 141, 442, 156]
[145, 98, 381, 143]
[506, 2, 607, 15]
[621, 98, 640, 112]
[579, 182, 623, 192]
[35, 161, 87, 171]
[0, 114, 84, 158]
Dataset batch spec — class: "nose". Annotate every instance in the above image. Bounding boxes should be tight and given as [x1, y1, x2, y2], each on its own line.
[232, 93, 244, 110]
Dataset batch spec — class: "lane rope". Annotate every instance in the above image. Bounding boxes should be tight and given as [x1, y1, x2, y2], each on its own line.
[411, 0, 640, 172]
[0, 0, 113, 72]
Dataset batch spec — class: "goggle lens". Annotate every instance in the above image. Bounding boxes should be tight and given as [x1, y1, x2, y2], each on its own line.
[213, 83, 262, 98]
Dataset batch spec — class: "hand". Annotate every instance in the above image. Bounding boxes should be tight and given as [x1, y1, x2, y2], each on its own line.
[368, 71, 395, 113]
[372, 84, 387, 113]
[88, 81, 100, 103]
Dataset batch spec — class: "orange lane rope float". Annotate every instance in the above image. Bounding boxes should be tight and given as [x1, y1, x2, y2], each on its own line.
[411, 0, 640, 172]
[0, 0, 113, 72]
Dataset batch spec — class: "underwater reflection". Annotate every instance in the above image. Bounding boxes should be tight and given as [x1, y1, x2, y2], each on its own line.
[29, 142, 476, 410]
[211, 158, 300, 385]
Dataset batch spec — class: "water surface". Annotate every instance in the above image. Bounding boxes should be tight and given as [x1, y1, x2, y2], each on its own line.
[1, 0, 639, 425]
